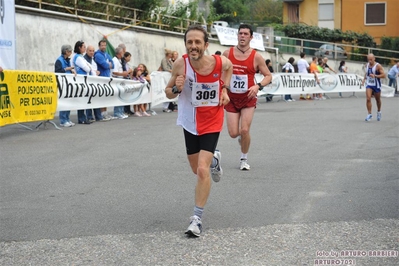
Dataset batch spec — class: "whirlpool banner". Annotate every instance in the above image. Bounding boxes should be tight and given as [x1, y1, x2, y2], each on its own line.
[56, 74, 150, 111]
[256, 73, 395, 97]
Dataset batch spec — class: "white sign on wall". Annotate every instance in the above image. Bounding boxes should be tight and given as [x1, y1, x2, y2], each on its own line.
[214, 25, 265, 51]
[0, 0, 16, 69]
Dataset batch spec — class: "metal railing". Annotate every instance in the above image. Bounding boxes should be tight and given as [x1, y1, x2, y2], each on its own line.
[16, 0, 399, 65]
[17, 0, 203, 33]
[266, 36, 399, 64]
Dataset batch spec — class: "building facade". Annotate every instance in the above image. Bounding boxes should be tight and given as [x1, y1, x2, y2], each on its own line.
[283, 0, 399, 44]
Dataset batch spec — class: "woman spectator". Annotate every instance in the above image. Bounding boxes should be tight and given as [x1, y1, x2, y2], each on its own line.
[282, 57, 295, 102]
[132, 66, 151, 117]
[159, 48, 173, 112]
[55, 44, 75, 127]
[172, 51, 179, 63]
[122, 52, 135, 116]
[159, 48, 173, 72]
[338, 60, 348, 97]
[139, 63, 152, 114]
[72, 40, 93, 125]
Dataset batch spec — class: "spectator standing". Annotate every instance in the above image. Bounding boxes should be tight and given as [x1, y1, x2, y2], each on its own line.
[55, 44, 75, 127]
[132, 67, 151, 117]
[282, 57, 295, 102]
[164, 25, 233, 237]
[322, 57, 337, 74]
[112, 47, 129, 119]
[160, 48, 173, 72]
[122, 51, 135, 116]
[118, 43, 127, 54]
[265, 59, 274, 102]
[309, 56, 321, 100]
[361, 54, 386, 122]
[387, 60, 399, 94]
[159, 48, 174, 113]
[338, 60, 348, 98]
[297, 52, 311, 100]
[94, 39, 114, 120]
[84, 45, 109, 122]
[316, 58, 325, 100]
[72, 40, 93, 125]
[138, 63, 151, 115]
[172, 51, 179, 63]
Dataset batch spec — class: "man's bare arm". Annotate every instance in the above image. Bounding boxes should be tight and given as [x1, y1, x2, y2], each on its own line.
[165, 57, 184, 99]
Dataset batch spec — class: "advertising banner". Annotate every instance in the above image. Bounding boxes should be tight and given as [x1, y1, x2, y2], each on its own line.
[56, 74, 150, 111]
[0, 0, 16, 69]
[214, 25, 265, 51]
[150, 71, 177, 106]
[255, 73, 395, 97]
[0, 70, 58, 127]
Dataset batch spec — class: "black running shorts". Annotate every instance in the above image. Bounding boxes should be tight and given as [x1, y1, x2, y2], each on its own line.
[183, 129, 220, 155]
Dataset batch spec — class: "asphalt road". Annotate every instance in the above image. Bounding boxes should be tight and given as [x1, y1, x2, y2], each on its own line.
[1, 94, 398, 265]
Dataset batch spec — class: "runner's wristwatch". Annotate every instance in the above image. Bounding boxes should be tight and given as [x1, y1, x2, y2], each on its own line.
[172, 85, 181, 94]
[257, 83, 263, 90]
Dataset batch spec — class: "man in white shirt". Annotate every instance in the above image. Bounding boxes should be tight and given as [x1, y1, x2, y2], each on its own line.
[297, 52, 311, 100]
[84, 45, 104, 122]
[112, 47, 129, 119]
[84, 45, 100, 76]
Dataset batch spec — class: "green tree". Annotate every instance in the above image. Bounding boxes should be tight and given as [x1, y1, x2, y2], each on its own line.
[213, 0, 250, 24]
[248, 0, 283, 25]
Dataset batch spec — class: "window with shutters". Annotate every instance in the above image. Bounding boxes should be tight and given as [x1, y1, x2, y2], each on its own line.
[365, 2, 386, 25]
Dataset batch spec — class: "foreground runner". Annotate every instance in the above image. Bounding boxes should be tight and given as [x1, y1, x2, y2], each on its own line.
[362, 54, 386, 122]
[165, 25, 233, 237]
[223, 24, 272, 170]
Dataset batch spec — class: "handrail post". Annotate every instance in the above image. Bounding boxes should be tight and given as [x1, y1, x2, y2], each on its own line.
[74, 0, 77, 16]
[106, 2, 109, 21]
[133, 9, 136, 25]
[38, 0, 42, 9]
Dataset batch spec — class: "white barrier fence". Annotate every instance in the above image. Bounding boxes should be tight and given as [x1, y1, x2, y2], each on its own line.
[256, 73, 395, 98]
[56, 71, 176, 112]
[56, 72, 395, 111]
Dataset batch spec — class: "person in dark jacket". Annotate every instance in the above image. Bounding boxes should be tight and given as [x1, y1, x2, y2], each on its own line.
[55, 44, 75, 127]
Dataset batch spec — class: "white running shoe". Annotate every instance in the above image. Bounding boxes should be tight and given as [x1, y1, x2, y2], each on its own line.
[377, 112, 381, 121]
[365, 114, 372, 122]
[240, 159, 250, 170]
[114, 114, 127, 119]
[60, 121, 72, 127]
[185, 215, 202, 237]
[211, 150, 223, 182]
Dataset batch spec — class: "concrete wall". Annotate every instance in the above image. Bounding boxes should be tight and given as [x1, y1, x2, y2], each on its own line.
[17, 7, 390, 82]
[16, 8, 273, 73]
